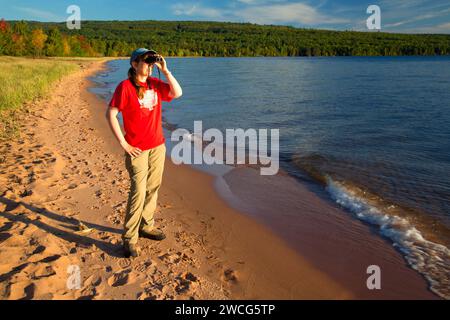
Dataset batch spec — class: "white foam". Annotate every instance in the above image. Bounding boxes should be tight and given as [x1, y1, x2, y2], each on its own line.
[179, 129, 272, 166]
[326, 177, 450, 299]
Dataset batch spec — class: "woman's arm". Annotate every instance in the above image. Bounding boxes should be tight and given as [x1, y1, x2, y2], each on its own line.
[155, 56, 182, 99]
[106, 107, 142, 157]
[162, 69, 182, 99]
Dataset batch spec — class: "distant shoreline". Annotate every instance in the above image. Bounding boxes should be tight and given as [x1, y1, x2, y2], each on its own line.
[2, 19, 449, 58]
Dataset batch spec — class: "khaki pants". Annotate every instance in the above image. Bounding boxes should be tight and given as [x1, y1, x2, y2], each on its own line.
[123, 143, 166, 244]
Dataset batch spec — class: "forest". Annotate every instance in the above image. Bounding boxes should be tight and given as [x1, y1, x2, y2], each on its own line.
[1, 19, 450, 57]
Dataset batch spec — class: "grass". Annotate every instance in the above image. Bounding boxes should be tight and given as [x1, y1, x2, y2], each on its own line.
[0, 56, 81, 111]
[0, 56, 89, 138]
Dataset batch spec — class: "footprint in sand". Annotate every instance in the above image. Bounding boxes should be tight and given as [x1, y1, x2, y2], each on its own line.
[223, 268, 238, 283]
[174, 272, 200, 294]
[134, 260, 155, 274]
[32, 264, 56, 280]
[31, 245, 46, 255]
[84, 274, 102, 287]
[136, 288, 168, 300]
[107, 268, 135, 287]
[152, 272, 171, 287]
[0, 230, 12, 241]
[8, 282, 36, 300]
[138, 271, 200, 299]
[77, 286, 98, 300]
[117, 258, 132, 269]
[158, 251, 198, 268]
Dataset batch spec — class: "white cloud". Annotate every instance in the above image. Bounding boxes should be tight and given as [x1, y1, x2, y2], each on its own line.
[379, 0, 428, 9]
[13, 6, 64, 21]
[438, 22, 450, 29]
[171, 1, 349, 26]
[236, 0, 287, 4]
[383, 8, 450, 29]
[172, 3, 223, 19]
[236, 0, 265, 4]
[235, 2, 349, 25]
[170, 0, 449, 32]
[395, 21, 450, 34]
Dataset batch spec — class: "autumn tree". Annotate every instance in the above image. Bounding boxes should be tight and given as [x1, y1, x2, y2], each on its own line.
[31, 28, 47, 56]
[10, 20, 28, 55]
[0, 19, 11, 55]
[62, 35, 71, 56]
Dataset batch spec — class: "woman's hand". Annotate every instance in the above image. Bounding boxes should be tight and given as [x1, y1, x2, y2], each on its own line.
[121, 140, 142, 157]
[154, 55, 169, 73]
[153, 54, 183, 99]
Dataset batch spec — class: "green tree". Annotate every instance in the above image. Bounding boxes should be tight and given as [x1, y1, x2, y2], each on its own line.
[45, 27, 64, 56]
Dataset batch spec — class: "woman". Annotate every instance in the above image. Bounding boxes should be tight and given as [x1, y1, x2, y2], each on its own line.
[107, 48, 182, 258]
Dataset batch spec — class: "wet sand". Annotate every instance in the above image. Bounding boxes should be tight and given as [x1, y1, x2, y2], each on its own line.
[0, 59, 438, 299]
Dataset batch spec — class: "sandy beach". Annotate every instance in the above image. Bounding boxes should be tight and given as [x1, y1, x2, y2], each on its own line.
[0, 59, 439, 300]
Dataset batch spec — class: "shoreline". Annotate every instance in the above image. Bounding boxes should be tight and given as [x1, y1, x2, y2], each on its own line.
[0, 58, 439, 299]
[89, 60, 440, 299]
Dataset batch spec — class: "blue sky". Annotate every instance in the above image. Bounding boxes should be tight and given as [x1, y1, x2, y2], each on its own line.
[1, 0, 449, 33]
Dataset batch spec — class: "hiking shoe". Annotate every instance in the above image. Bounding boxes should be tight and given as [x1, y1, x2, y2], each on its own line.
[139, 226, 166, 241]
[123, 241, 139, 258]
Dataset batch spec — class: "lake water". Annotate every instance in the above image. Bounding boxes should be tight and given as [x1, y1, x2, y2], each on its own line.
[89, 56, 450, 299]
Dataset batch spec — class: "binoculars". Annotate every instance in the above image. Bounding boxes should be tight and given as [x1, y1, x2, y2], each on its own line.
[144, 54, 163, 65]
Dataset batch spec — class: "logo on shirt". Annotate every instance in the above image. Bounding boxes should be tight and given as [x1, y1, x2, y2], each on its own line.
[139, 89, 158, 111]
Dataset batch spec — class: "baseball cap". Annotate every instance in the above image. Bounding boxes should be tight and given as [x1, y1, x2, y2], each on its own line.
[130, 48, 156, 65]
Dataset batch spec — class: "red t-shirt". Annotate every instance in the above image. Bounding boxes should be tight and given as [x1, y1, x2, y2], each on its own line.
[109, 77, 172, 150]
